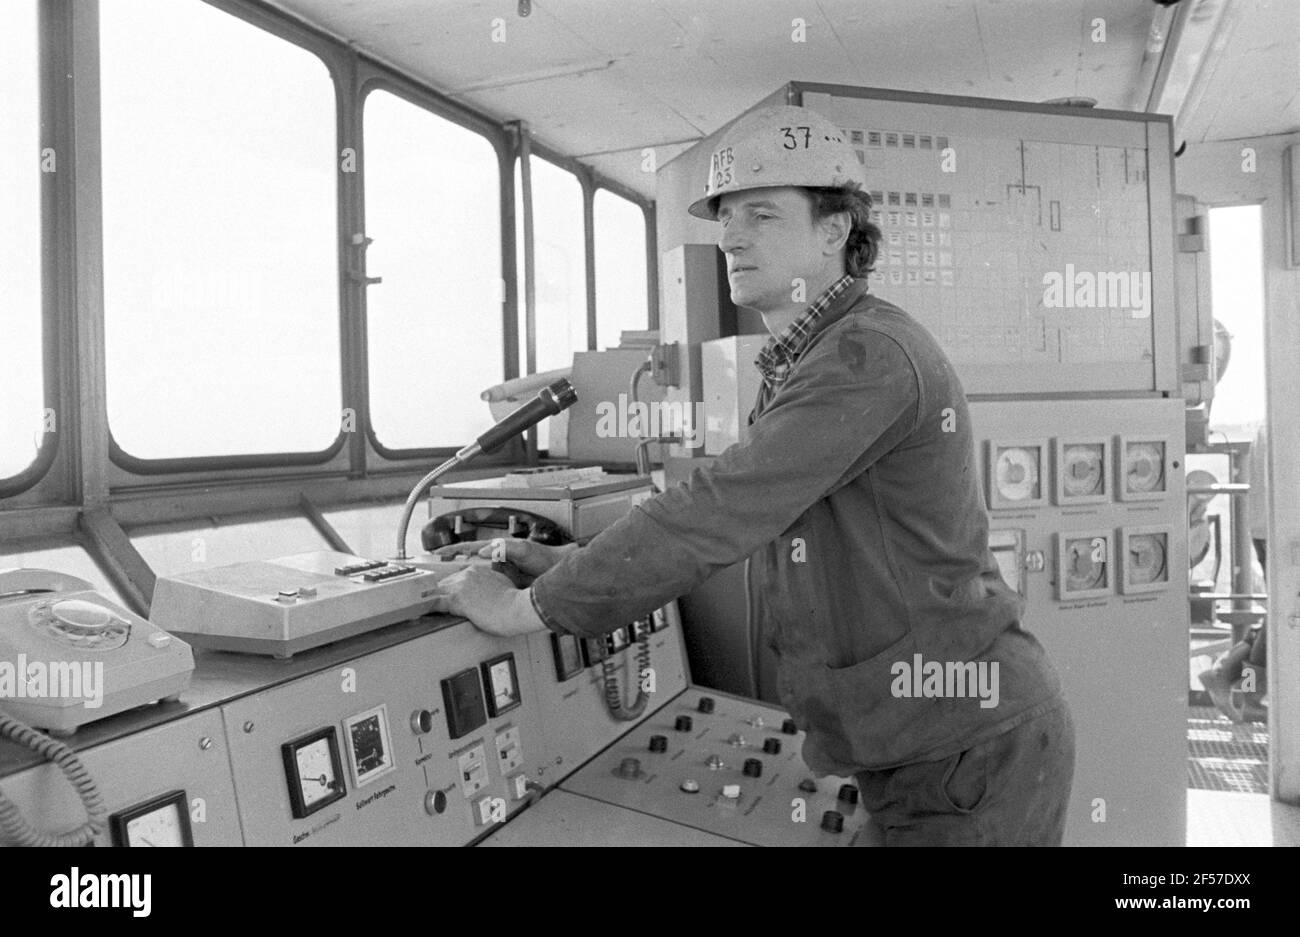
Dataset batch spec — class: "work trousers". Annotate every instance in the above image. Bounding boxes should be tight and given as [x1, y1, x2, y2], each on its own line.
[853, 698, 1075, 846]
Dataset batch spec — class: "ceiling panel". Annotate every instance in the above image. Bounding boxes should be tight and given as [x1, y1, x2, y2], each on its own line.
[268, 0, 1298, 198]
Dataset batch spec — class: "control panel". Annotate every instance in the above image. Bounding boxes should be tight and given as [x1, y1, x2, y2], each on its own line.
[560, 691, 876, 847]
[970, 397, 1187, 846]
[0, 708, 242, 846]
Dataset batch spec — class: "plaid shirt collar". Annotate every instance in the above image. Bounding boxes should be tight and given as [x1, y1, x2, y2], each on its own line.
[754, 274, 857, 389]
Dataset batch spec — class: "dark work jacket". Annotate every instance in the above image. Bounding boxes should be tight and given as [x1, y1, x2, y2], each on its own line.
[531, 278, 1063, 772]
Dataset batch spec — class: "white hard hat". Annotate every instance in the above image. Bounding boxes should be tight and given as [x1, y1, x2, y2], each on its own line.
[688, 104, 868, 220]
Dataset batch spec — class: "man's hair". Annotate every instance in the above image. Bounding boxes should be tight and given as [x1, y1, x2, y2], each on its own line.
[805, 185, 882, 277]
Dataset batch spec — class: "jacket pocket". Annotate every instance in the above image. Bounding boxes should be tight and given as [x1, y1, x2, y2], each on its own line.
[809, 630, 932, 770]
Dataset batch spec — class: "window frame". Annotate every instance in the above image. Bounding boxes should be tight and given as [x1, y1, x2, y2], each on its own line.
[2, 0, 657, 509]
[592, 183, 657, 345]
[0, 1, 62, 499]
[100, 0, 350, 474]
[355, 74, 524, 465]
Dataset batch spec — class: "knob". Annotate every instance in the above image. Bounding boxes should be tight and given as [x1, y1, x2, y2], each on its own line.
[706, 754, 725, 770]
[743, 758, 763, 778]
[781, 718, 798, 735]
[798, 778, 818, 794]
[410, 709, 434, 735]
[821, 810, 844, 834]
[648, 734, 668, 753]
[674, 715, 693, 732]
[763, 738, 782, 755]
[617, 757, 642, 779]
[698, 696, 715, 714]
[838, 783, 859, 806]
[680, 779, 700, 794]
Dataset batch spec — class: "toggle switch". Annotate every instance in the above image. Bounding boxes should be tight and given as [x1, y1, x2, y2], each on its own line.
[706, 754, 725, 770]
[728, 733, 748, 747]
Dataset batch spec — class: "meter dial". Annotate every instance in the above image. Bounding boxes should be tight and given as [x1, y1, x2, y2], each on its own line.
[992, 445, 1042, 505]
[1126, 532, 1168, 585]
[1061, 443, 1106, 499]
[110, 791, 193, 847]
[1124, 440, 1166, 495]
[282, 727, 346, 818]
[1062, 535, 1110, 595]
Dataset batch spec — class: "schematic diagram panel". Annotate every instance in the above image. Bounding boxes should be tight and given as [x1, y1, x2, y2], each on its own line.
[804, 89, 1174, 394]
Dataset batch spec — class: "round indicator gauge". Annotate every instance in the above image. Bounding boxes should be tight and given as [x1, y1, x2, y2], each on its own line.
[1062, 444, 1105, 498]
[1126, 441, 1166, 494]
[1065, 538, 1108, 592]
[295, 738, 341, 809]
[995, 447, 1040, 502]
[1127, 533, 1168, 585]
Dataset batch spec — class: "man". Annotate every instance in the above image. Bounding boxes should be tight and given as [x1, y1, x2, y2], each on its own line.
[429, 104, 1075, 846]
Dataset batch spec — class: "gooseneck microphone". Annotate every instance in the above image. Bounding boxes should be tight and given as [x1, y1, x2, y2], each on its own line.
[394, 379, 578, 559]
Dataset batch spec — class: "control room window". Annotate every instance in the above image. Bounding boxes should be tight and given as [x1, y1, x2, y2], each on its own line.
[515, 157, 588, 373]
[0, 1, 44, 482]
[100, 0, 341, 461]
[363, 89, 503, 451]
[594, 188, 649, 351]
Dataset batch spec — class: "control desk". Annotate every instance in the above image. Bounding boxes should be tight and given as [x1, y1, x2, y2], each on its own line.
[0, 597, 863, 847]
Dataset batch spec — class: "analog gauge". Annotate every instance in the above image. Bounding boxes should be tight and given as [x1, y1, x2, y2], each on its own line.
[282, 727, 346, 818]
[993, 445, 1042, 504]
[1063, 535, 1109, 595]
[1125, 441, 1166, 495]
[1061, 443, 1105, 499]
[110, 791, 193, 847]
[1127, 532, 1168, 585]
[481, 653, 521, 717]
[342, 705, 395, 788]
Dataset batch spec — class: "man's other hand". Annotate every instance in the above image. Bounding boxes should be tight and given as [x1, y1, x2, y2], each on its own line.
[427, 565, 547, 637]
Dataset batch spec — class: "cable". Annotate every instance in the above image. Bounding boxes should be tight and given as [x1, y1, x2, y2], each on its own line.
[600, 624, 653, 721]
[0, 711, 106, 847]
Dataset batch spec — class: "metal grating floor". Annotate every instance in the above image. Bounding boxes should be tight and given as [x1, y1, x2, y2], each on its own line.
[1187, 704, 1269, 794]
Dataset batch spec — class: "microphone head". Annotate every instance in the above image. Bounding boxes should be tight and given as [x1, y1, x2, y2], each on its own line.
[543, 378, 578, 414]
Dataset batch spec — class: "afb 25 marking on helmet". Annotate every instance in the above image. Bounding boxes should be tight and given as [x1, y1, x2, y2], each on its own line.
[688, 104, 869, 220]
